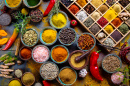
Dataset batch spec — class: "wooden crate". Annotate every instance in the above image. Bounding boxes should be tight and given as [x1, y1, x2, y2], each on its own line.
[60, 0, 130, 51]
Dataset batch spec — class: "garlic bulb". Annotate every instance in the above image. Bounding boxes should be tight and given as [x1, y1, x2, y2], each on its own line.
[79, 69, 87, 78]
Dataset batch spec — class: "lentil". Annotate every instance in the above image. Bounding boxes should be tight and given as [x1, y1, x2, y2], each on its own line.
[85, 4, 95, 14]
[97, 17, 108, 27]
[84, 17, 94, 28]
[89, 23, 101, 35]
[111, 30, 122, 42]
[76, 10, 87, 22]
[103, 38, 115, 47]
[118, 24, 129, 35]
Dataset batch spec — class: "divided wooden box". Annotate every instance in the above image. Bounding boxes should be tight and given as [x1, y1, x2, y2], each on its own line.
[60, 0, 130, 51]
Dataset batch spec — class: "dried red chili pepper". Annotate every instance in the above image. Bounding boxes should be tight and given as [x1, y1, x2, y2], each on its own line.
[90, 50, 103, 81]
[42, 80, 51, 86]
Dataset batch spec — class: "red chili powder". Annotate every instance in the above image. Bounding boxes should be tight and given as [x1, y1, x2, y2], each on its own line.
[69, 4, 80, 14]
[97, 17, 108, 27]
[111, 17, 122, 27]
[20, 48, 31, 59]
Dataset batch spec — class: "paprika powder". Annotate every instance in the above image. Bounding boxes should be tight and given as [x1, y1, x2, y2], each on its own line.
[20, 47, 31, 60]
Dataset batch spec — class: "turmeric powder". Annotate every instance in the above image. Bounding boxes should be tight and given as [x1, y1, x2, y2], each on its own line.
[6, 0, 21, 7]
[77, 0, 87, 7]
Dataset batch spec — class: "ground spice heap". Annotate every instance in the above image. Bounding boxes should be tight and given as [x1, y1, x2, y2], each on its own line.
[27, 0, 40, 6]
[97, 17, 108, 27]
[69, 4, 80, 14]
[113, 4, 121, 14]
[78, 34, 94, 50]
[118, 24, 129, 35]
[77, 0, 87, 7]
[59, 28, 76, 44]
[61, 0, 73, 7]
[104, 25, 114, 34]
[111, 30, 122, 42]
[112, 17, 122, 27]
[52, 46, 68, 62]
[103, 55, 120, 72]
[8, 80, 21, 86]
[91, 0, 103, 8]
[89, 23, 101, 35]
[98, 5, 108, 14]
[76, 10, 87, 22]
[59, 68, 76, 84]
[91, 11, 101, 21]
[85, 4, 95, 14]
[6, 0, 21, 7]
[20, 48, 31, 60]
[84, 17, 94, 28]
[42, 29, 57, 43]
[119, 0, 129, 7]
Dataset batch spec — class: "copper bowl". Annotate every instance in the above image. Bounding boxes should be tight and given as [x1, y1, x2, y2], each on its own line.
[68, 50, 88, 70]
[8, 78, 22, 86]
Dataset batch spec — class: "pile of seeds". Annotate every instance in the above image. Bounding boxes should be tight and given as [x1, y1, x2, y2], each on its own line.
[59, 28, 76, 44]
[102, 55, 120, 72]
[23, 29, 38, 46]
[40, 62, 59, 80]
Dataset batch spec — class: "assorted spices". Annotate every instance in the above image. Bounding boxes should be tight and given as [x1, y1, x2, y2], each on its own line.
[8, 79, 21, 86]
[59, 28, 76, 44]
[118, 24, 129, 35]
[113, 4, 121, 14]
[77, 0, 87, 7]
[97, 17, 108, 27]
[27, 0, 40, 6]
[51, 12, 67, 28]
[111, 30, 122, 42]
[20, 47, 31, 59]
[106, 0, 116, 6]
[102, 55, 121, 72]
[91, 0, 103, 8]
[78, 34, 95, 50]
[40, 62, 59, 80]
[69, 4, 80, 14]
[98, 5, 108, 14]
[33, 45, 49, 62]
[58, 68, 76, 84]
[30, 9, 43, 22]
[22, 29, 38, 46]
[42, 29, 57, 43]
[104, 25, 114, 34]
[22, 72, 35, 85]
[126, 4, 130, 13]
[52, 46, 68, 62]
[6, 0, 21, 7]
[14, 69, 23, 78]
[83, 17, 94, 28]
[89, 23, 101, 35]
[91, 11, 101, 21]
[61, 0, 73, 7]
[111, 17, 122, 27]
[85, 4, 95, 14]
[76, 10, 87, 22]
[119, 0, 129, 7]
[103, 38, 115, 47]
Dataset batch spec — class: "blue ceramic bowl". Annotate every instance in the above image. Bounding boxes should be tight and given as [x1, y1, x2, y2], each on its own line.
[77, 33, 96, 51]
[40, 26, 57, 46]
[21, 28, 39, 47]
[102, 54, 122, 73]
[51, 45, 69, 64]
[49, 11, 68, 29]
[58, 28, 77, 46]
[58, 66, 77, 85]
[40, 61, 59, 80]
[32, 45, 50, 63]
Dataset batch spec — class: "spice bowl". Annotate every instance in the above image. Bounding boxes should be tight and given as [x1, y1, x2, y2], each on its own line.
[40, 61, 59, 80]
[51, 45, 69, 64]
[32, 45, 50, 63]
[8, 78, 22, 86]
[21, 28, 39, 47]
[77, 33, 96, 51]
[102, 54, 122, 73]
[49, 11, 68, 29]
[40, 26, 58, 46]
[23, 0, 42, 8]
[58, 28, 77, 46]
[14, 69, 23, 78]
[58, 66, 77, 86]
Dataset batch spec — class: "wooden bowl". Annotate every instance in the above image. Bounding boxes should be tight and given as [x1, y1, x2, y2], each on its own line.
[8, 78, 22, 86]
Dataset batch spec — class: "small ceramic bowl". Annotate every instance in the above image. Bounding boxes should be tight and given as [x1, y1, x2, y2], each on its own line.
[14, 69, 23, 78]
[77, 33, 96, 51]
[19, 46, 32, 61]
[102, 54, 122, 73]
[21, 28, 39, 47]
[32, 45, 50, 63]
[8, 78, 22, 86]
[40, 61, 59, 80]
[49, 11, 68, 29]
[58, 66, 77, 86]
[40, 26, 57, 46]
[21, 72, 35, 86]
[58, 28, 77, 46]
[5, 0, 22, 10]
[51, 45, 69, 64]
[23, 0, 42, 8]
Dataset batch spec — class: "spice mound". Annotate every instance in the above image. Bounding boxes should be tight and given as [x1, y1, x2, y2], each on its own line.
[20, 47, 31, 60]
[33, 45, 49, 63]
[78, 34, 95, 50]
[22, 72, 35, 85]
[8, 79, 21, 86]
[40, 62, 59, 80]
[6, 0, 21, 7]
[42, 29, 57, 44]
[15, 69, 23, 78]
[102, 55, 121, 72]
[51, 12, 67, 28]
[112, 17, 122, 27]
[76, 10, 87, 22]
[59, 68, 76, 84]
[59, 28, 76, 45]
[52, 46, 68, 62]
[98, 5, 108, 14]
[69, 4, 80, 14]
[103, 38, 115, 47]
[77, 0, 87, 7]
[118, 24, 129, 35]
[22, 29, 38, 46]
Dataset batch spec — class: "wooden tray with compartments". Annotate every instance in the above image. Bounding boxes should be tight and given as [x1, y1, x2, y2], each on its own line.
[60, 0, 130, 51]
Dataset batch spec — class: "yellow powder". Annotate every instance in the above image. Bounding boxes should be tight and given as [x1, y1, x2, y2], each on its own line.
[51, 13, 67, 28]
[70, 52, 86, 68]
[8, 80, 21, 86]
[77, 0, 87, 7]
[104, 25, 114, 34]
[91, 0, 103, 8]
[6, 0, 21, 7]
